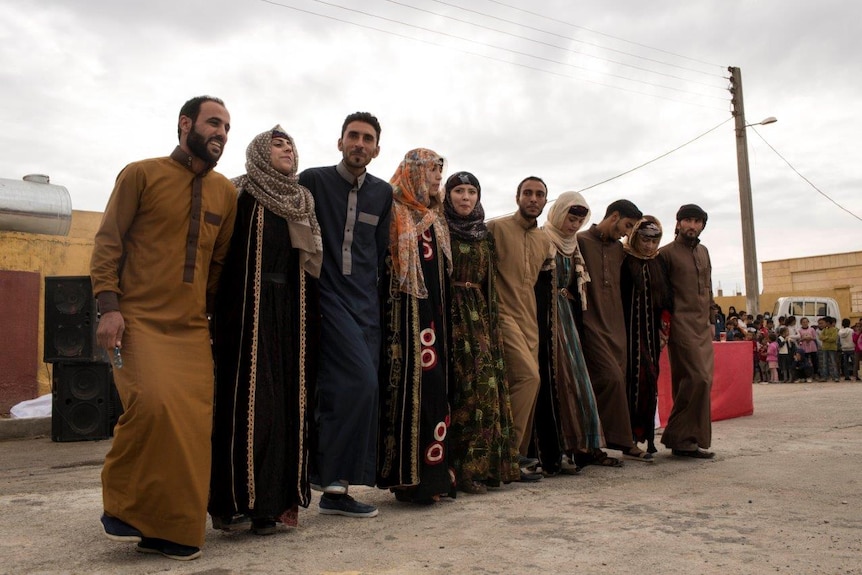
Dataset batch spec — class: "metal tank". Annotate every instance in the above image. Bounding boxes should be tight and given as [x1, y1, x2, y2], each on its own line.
[0, 174, 72, 236]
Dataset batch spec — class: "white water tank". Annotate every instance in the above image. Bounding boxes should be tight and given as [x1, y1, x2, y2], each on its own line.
[0, 175, 72, 236]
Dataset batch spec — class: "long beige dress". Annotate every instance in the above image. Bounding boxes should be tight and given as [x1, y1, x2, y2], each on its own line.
[488, 212, 552, 454]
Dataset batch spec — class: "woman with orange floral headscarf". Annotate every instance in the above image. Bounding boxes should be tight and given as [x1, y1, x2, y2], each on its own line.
[377, 148, 454, 505]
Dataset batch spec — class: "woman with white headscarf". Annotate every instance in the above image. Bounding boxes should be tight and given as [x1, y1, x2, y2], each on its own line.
[534, 191, 609, 473]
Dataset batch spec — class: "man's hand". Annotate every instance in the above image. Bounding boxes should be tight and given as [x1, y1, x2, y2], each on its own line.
[97, 310, 125, 353]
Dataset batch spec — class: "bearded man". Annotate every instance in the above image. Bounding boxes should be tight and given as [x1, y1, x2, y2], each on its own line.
[92, 96, 237, 560]
[658, 204, 716, 459]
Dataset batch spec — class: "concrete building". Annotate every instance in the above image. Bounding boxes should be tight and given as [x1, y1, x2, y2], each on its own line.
[715, 251, 862, 322]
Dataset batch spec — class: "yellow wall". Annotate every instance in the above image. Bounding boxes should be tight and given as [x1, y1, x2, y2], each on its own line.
[714, 251, 862, 323]
[0, 210, 102, 395]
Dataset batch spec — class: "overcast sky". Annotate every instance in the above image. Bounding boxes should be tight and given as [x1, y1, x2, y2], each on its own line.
[1, 0, 859, 299]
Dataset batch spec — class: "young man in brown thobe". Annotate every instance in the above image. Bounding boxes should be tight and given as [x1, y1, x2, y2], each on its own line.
[577, 199, 654, 464]
[92, 96, 237, 560]
[658, 204, 716, 459]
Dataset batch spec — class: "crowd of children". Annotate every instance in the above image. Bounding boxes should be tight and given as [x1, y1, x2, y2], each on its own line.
[715, 307, 862, 384]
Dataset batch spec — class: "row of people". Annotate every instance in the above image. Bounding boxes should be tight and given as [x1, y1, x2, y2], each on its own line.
[91, 97, 716, 561]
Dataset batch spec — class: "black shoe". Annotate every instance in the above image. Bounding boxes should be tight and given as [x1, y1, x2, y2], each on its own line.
[211, 514, 251, 532]
[518, 456, 539, 470]
[251, 517, 277, 536]
[100, 513, 142, 543]
[672, 448, 715, 459]
[319, 493, 379, 517]
[136, 537, 201, 561]
[519, 469, 543, 482]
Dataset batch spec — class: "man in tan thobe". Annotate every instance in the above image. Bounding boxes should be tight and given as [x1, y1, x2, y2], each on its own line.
[487, 176, 552, 481]
[91, 96, 237, 561]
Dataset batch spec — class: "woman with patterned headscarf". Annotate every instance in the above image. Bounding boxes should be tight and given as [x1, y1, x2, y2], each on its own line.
[534, 191, 609, 473]
[209, 126, 322, 535]
[377, 148, 454, 505]
[621, 215, 671, 454]
[443, 171, 520, 495]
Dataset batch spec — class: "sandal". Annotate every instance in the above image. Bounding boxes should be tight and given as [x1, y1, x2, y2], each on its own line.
[392, 488, 437, 505]
[458, 480, 487, 495]
[608, 443, 655, 463]
[596, 451, 623, 467]
[574, 449, 622, 468]
[621, 447, 654, 463]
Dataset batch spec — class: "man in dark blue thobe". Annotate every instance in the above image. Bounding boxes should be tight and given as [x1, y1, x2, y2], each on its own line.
[298, 112, 392, 518]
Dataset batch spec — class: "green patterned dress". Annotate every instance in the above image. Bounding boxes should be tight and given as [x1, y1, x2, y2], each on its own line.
[448, 235, 520, 486]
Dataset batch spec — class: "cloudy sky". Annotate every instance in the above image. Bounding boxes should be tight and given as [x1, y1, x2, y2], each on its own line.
[1, 0, 859, 299]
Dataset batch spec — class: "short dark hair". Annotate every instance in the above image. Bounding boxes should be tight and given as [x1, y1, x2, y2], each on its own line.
[516, 176, 547, 197]
[178, 95, 225, 140]
[843, 318, 851, 328]
[341, 112, 382, 142]
[603, 199, 642, 220]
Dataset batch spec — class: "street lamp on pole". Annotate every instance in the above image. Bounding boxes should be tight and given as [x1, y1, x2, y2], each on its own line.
[729, 66, 777, 317]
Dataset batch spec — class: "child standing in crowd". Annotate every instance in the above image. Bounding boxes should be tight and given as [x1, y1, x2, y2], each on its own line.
[778, 326, 793, 383]
[819, 317, 839, 382]
[793, 350, 814, 383]
[854, 322, 862, 380]
[838, 318, 856, 381]
[797, 318, 819, 379]
[756, 333, 769, 384]
[766, 333, 780, 383]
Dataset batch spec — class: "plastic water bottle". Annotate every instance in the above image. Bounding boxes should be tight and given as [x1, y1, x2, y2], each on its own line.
[112, 346, 123, 369]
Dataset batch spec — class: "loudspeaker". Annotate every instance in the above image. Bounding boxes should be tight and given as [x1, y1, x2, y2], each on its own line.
[51, 362, 122, 442]
[43, 276, 103, 363]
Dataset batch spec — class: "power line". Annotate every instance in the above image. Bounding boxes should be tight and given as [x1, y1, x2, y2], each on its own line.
[259, 0, 727, 110]
[425, 0, 726, 84]
[574, 117, 733, 192]
[486, 0, 725, 69]
[488, 117, 734, 221]
[384, 0, 726, 91]
[750, 126, 862, 222]
[300, 0, 727, 101]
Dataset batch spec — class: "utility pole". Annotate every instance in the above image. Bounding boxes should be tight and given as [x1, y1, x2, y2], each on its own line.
[729, 66, 760, 316]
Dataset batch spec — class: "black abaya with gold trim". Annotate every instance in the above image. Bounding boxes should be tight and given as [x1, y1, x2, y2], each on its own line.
[209, 191, 318, 525]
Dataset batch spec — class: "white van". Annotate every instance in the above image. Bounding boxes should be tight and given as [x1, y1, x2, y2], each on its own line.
[772, 296, 841, 325]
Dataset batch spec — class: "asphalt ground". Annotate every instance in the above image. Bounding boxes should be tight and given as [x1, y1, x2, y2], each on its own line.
[0, 381, 860, 575]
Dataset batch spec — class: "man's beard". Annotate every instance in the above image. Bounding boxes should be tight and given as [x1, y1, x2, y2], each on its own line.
[187, 124, 222, 164]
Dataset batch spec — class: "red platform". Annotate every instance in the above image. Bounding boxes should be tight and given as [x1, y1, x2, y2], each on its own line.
[658, 341, 754, 427]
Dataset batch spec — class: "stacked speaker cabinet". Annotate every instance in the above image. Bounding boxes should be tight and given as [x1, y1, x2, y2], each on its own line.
[44, 276, 122, 442]
[43, 276, 99, 363]
[51, 362, 120, 442]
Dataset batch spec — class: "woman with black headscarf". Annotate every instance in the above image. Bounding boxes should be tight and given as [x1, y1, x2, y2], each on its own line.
[444, 171, 520, 494]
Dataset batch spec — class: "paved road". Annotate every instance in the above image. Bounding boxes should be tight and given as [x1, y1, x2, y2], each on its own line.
[1, 382, 860, 575]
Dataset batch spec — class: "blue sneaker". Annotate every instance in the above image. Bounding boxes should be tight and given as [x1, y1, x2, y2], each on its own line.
[136, 537, 201, 561]
[319, 494, 378, 518]
[100, 513, 142, 542]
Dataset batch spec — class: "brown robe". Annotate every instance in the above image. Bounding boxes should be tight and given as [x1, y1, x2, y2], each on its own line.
[658, 233, 715, 450]
[90, 148, 237, 548]
[576, 225, 634, 448]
